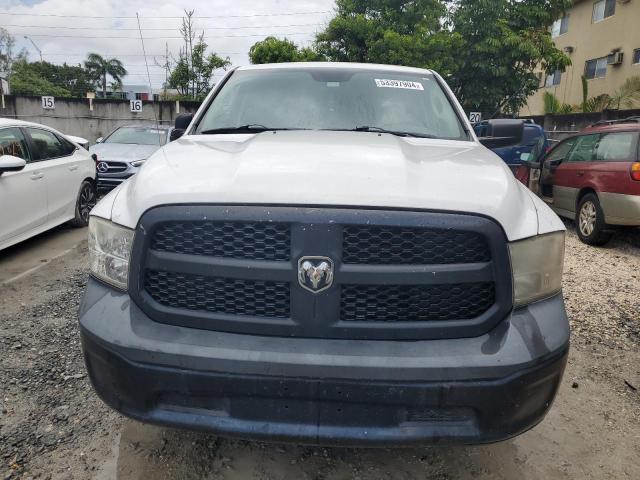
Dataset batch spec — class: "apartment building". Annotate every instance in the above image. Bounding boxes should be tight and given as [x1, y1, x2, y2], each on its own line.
[521, 0, 640, 115]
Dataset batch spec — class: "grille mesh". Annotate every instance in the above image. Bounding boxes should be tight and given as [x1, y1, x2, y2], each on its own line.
[145, 270, 290, 318]
[340, 283, 494, 322]
[342, 226, 490, 265]
[101, 161, 128, 173]
[151, 221, 290, 261]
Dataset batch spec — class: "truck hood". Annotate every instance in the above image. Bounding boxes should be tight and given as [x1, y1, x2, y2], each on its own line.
[89, 142, 161, 162]
[105, 130, 544, 240]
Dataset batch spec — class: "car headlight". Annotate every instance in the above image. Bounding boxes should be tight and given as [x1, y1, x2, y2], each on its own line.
[509, 231, 565, 307]
[88, 217, 135, 290]
[130, 159, 146, 167]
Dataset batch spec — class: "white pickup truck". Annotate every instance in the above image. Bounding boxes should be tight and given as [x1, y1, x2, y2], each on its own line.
[79, 63, 568, 445]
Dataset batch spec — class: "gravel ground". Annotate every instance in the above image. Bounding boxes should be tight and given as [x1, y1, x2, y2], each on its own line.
[0, 223, 639, 479]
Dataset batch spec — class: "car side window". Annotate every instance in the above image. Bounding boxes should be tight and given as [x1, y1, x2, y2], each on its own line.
[58, 135, 78, 156]
[25, 128, 71, 161]
[566, 134, 599, 162]
[0, 128, 30, 161]
[594, 132, 636, 161]
[546, 137, 577, 163]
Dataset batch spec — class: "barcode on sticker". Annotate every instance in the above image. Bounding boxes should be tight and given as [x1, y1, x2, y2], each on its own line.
[375, 79, 424, 90]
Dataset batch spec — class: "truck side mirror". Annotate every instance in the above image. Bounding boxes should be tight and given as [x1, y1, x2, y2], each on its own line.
[171, 113, 194, 141]
[478, 119, 525, 149]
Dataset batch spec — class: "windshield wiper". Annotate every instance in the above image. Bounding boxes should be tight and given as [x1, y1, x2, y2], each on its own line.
[337, 126, 437, 139]
[201, 124, 294, 135]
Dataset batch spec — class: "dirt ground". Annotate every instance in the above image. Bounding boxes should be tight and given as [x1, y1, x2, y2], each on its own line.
[1, 222, 639, 480]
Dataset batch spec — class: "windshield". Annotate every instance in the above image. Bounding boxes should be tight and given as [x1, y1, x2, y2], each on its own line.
[196, 68, 469, 140]
[105, 127, 167, 146]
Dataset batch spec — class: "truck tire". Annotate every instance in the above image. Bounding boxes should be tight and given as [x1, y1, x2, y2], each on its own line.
[576, 193, 612, 246]
[69, 180, 97, 228]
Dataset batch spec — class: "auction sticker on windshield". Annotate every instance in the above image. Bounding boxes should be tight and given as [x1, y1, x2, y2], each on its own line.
[375, 79, 424, 90]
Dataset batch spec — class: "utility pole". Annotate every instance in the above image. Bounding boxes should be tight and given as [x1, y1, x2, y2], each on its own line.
[23, 36, 43, 62]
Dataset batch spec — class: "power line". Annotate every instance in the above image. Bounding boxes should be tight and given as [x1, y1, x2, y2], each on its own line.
[41, 53, 244, 57]
[0, 10, 331, 19]
[4, 22, 323, 31]
[11, 31, 314, 39]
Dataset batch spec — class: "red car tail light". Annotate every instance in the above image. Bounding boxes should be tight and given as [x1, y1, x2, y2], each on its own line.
[631, 163, 640, 181]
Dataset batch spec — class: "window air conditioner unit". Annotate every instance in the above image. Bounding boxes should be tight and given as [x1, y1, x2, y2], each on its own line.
[608, 52, 624, 65]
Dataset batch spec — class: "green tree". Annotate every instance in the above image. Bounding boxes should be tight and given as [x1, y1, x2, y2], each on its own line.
[9, 60, 71, 96]
[249, 37, 324, 64]
[543, 91, 572, 114]
[0, 27, 27, 94]
[315, 0, 456, 73]
[84, 53, 127, 97]
[309, 0, 571, 115]
[249, 37, 302, 64]
[167, 10, 231, 100]
[449, 0, 572, 115]
[168, 37, 230, 100]
[9, 60, 94, 97]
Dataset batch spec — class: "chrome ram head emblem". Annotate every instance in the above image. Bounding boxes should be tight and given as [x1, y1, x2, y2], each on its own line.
[297, 256, 334, 293]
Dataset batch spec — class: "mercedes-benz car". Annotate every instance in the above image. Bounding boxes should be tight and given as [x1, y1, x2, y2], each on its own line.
[89, 125, 172, 193]
[79, 63, 569, 446]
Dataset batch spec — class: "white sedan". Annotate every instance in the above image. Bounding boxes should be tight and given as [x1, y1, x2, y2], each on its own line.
[0, 118, 96, 251]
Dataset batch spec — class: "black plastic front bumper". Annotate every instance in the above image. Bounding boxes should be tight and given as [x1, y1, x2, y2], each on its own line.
[79, 278, 569, 446]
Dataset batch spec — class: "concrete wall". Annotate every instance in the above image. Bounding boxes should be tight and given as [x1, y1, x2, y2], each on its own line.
[520, 108, 640, 141]
[0, 95, 201, 143]
[522, 0, 640, 116]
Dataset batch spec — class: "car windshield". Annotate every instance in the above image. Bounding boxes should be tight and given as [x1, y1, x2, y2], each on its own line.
[196, 67, 469, 140]
[105, 127, 167, 146]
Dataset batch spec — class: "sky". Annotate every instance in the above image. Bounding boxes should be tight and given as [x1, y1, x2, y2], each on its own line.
[2, 0, 336, 89]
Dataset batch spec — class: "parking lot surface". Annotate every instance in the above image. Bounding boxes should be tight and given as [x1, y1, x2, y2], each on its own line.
[1, 224, 639, 480]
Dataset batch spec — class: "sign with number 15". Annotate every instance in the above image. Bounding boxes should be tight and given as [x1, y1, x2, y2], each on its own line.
[41, 96, 55, 110]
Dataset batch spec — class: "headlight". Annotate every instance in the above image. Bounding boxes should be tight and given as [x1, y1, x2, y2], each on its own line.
[88, 217, 135, 290]
[509, 231, 565, 307]
[130, 159, 146, 167]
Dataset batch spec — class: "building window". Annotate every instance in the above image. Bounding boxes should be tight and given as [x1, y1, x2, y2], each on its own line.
[592, 0, 615, 23]
[585, 57, 608, 79]
[545, 70, 562, 87]
[551, 15, 570, 38]
[634, 49, 640, 65]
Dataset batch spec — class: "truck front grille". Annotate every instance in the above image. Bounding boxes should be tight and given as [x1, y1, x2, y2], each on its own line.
[340, 283, 495, 322]
[151, 221, 290, 261]
[130, 206, 512, 340]
[145, 270, 290, 318]
[343, 226, 490, 265]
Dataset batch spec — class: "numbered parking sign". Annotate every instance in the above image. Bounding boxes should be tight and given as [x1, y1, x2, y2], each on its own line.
[469, 112, 482, 124]
[42, 96, 55, 110]
[130, 99, 143, 113]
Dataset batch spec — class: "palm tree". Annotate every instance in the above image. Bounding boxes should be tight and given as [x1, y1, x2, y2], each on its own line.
[84, 53, 127, 97]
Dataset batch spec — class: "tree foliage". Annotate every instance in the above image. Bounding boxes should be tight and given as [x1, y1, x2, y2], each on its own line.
[84, 53, 128, 97]
[10, 61, 93, 97]
[315, 0, 453, 70]
[249, 37, 301, 64]
[250, 0, 573, 116]
[9, 60, 73, 96]
[0, 28, 27, 94]
[167, 10, 231, 100]
[449, 0, 572, 115]
[249, 37, 323, 64]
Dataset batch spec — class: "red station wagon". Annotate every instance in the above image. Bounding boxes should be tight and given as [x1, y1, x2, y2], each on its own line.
[518, 119, 640, 245]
